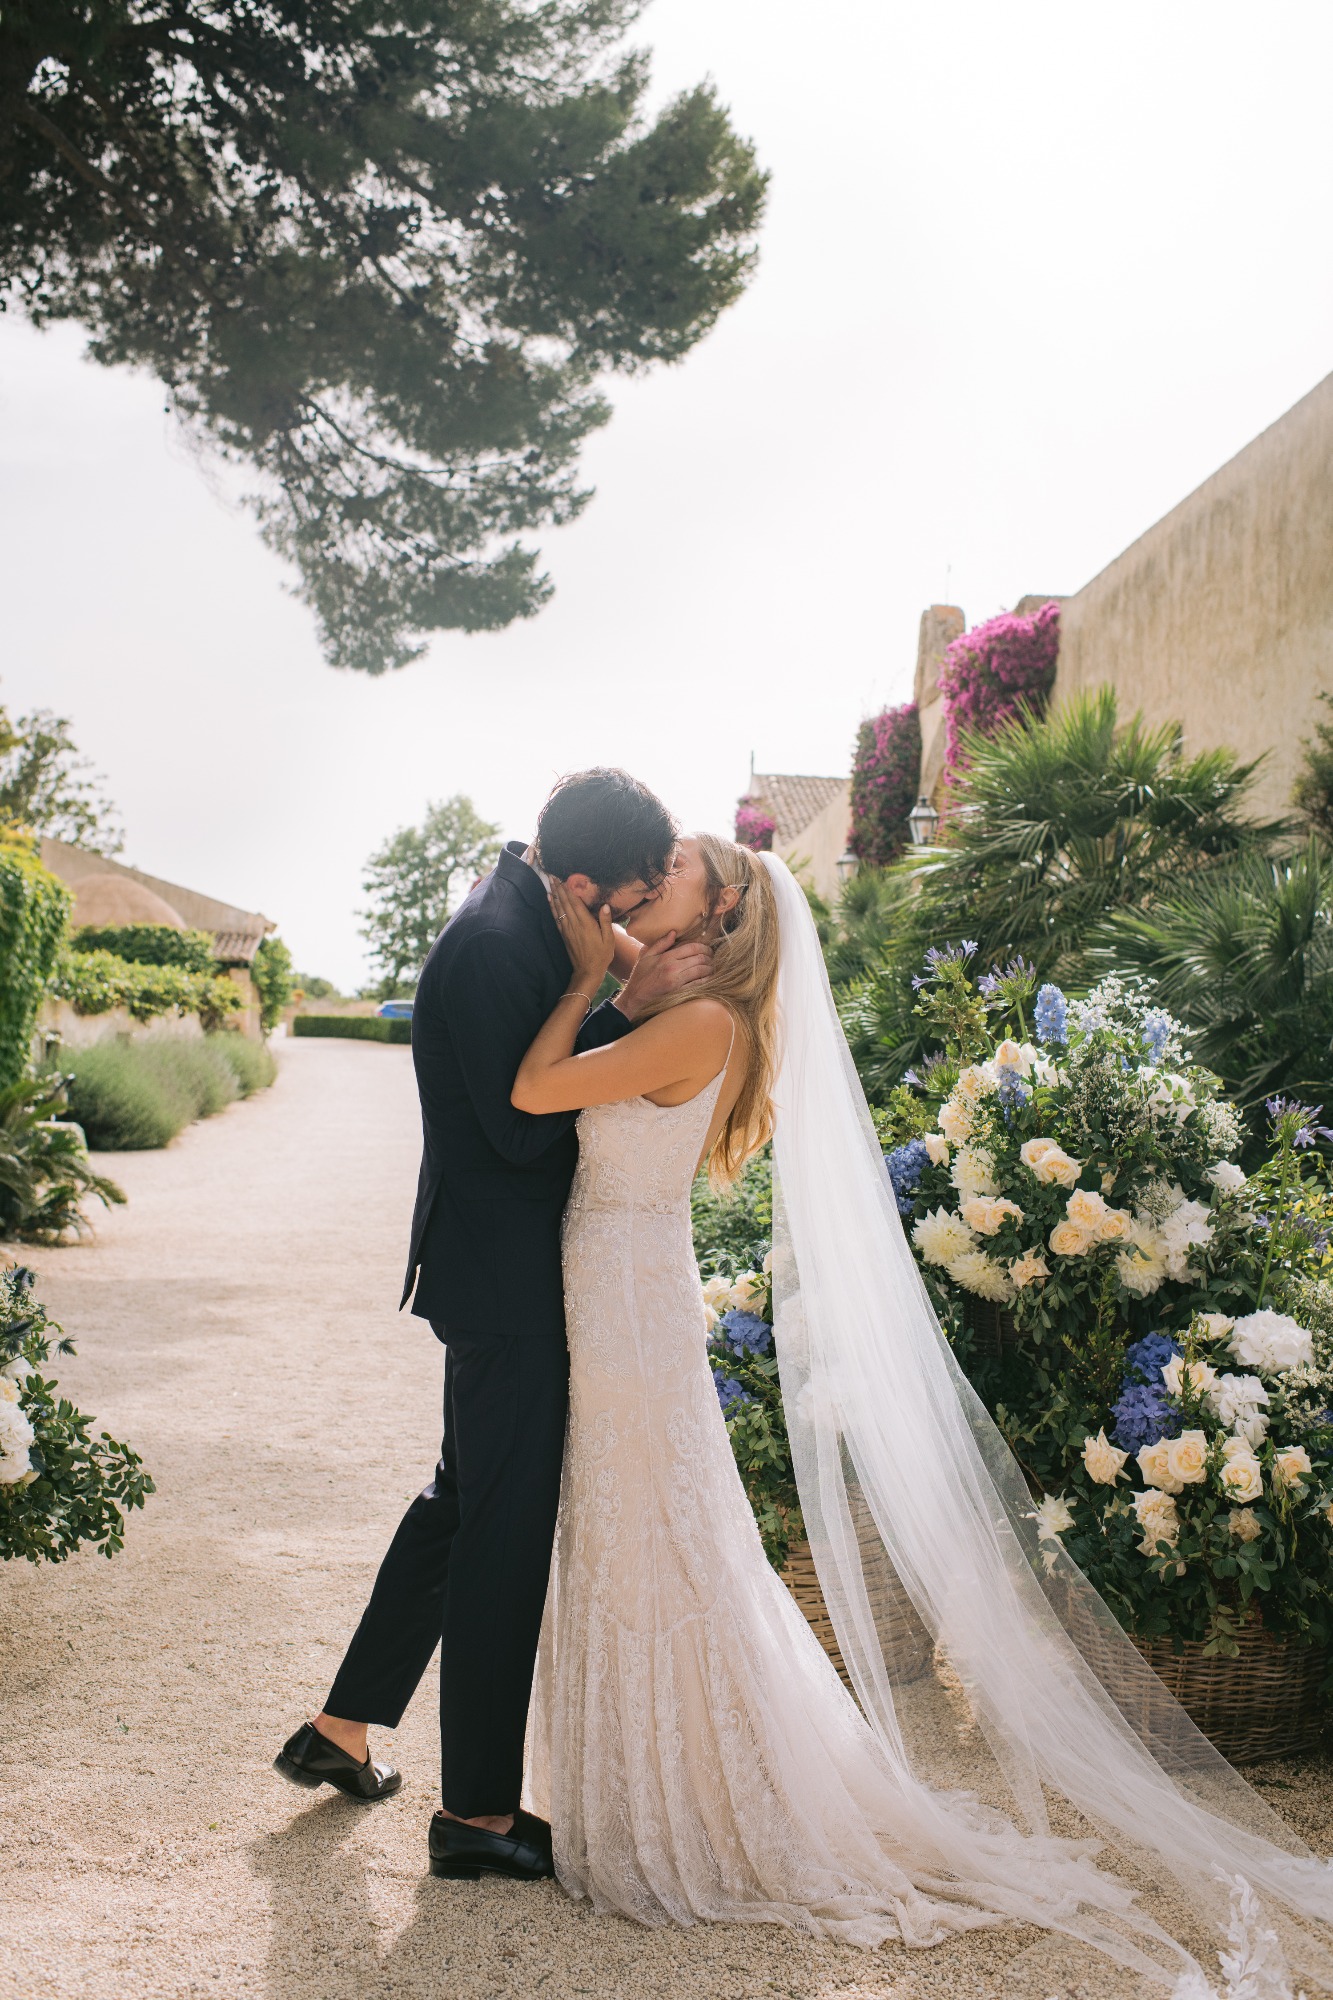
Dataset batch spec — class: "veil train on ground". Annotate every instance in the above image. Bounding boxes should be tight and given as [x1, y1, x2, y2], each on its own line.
[760, 850, 1333, 1995]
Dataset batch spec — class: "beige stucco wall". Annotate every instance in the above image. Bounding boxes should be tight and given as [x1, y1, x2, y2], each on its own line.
[1053, 370, 1333, 822]
[776, 784, 852, 903]
[35, 1001, 205, 1053]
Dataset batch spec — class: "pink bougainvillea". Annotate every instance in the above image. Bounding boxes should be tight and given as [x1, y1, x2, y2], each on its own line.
[849, 701, 921, 868]
[939, 600, 1061, 784]
[735, 800, 776, 851]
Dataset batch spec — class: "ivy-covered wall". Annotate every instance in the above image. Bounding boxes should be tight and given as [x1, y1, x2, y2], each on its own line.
[0, 838, 71, 1089]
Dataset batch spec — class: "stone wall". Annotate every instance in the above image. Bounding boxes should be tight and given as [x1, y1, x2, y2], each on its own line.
[1052, 370, 1333, 822]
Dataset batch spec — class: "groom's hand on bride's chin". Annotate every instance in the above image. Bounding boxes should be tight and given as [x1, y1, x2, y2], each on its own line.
[614, 932, 713, 1021]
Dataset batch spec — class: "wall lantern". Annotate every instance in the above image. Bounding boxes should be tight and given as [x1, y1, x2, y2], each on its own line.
[907, 795, 940, 847]
[836, 847, 859, 886]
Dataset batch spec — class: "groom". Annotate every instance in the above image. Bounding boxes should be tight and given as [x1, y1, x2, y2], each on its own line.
[276, 769, 708, 1881]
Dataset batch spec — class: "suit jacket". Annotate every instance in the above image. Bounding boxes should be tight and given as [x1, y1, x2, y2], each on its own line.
[402, 841, 632, 1336]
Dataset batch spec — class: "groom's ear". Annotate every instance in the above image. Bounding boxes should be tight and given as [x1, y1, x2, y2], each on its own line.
[560, 872, 598, 910]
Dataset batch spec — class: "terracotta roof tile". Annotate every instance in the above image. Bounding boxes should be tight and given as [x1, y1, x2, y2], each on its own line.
[749, 773, 847, 845]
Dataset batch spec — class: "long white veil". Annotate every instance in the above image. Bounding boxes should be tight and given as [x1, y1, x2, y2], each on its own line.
[760, 851, 1333, 1992]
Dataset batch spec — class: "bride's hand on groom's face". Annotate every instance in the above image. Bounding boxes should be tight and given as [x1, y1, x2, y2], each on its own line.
[615, 931, 713, 1022]
[549, 879, 617, 991]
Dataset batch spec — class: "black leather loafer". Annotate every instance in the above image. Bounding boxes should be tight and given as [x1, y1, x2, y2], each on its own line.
[274, 1722, 402, 1802]
[427, 1809, 555, 1882]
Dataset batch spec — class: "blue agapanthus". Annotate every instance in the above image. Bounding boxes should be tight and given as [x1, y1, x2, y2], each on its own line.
[714, 1372, 754, 1415]
[1123, 1332, 1183, 1388]
[912, 940, 978, 989]
[1266, 1096, 1333, 1149]
[719, 1309, 772, 1357]
[885, 1138, 930, 1217]
[1034, 983, 1068, 1046]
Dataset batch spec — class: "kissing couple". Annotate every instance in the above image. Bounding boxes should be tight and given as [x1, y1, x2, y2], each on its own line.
[277, 768, 1333, 1988]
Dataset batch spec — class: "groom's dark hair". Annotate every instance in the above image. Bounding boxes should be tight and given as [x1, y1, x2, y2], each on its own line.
[536, 768, 677, 892]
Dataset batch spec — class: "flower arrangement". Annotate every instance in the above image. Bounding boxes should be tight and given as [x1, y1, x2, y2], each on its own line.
[734, 800, 776, 853]
[849, 702, 921, 868]
[886, 947, 1333, 1654]
[0, 1263, 154, 1562]
[937, 600, 1060, 785]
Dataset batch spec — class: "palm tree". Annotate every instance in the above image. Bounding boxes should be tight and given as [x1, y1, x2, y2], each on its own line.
[1095, 839, 1333, 1121]
[840, 689, 1283, 1101]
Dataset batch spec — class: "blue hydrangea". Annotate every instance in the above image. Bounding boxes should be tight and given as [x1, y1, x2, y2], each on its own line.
[1034, 983, 1068, 1046]
[885, 1138, 930, 1217]
[1123, 1332, 1183, 1388]
[1110, 1382, 1180, 1455]
[714, 1372, 753, 1415]
[719, 1309, 772, 1357]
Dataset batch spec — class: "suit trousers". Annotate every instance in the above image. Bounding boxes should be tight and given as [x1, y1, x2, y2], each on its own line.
[324, 1325, 569, 1816]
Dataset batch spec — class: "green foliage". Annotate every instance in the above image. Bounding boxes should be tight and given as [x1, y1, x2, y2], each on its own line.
[0, 696, 121, 853]
[251, 936, 294, 1033]
[0, 1268, 153, 1563]
[1097, 840, 1333, 1133]
[2, 4, 767, 673]
[842, 690, 1281, 1101]
[691, 1150, 771, 1277]
[292, 1014, 411, 1044]
[54, 1034, 273, 1150]
[0, 835, 71, 1090]
[51, 948, 241, 1032]
[210, 1033, 276, 1097]
[0, 1071, 124, 1240]
[361, 796, 503, 992]
[72, 924, 215, 972]
[293, 973, 342, 1002]
[1293, 692, 1333, 844]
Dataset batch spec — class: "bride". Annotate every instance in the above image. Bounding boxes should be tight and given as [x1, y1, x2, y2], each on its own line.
[511, 834, 1333, 1993]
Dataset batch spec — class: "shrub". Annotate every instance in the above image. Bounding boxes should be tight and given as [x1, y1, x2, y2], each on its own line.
[71, 924, 215, 972]
[209, 1032, 276, 1096]
[849, 702, 921, 867]
[50, 948, 242, 1032]
[56, 1036, 251, 1150]
[1, 1266, 154, 1563]
[0, 1072, 125, 1239]
[734, 801, 775, 852]
[293, 1014, 411, 1043]
[251, 934, 294, 1033]
[0, 836, 69, 1089]
[1293, 691, 1333, 844]
[938, 600, 1061, 785]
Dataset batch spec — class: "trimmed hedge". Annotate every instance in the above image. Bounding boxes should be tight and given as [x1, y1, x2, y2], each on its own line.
[0, 837, 70, 1089]
[71, 924, 216, 973]
[50, 948, 241, 1032]
[293, 1013, 411, 1044]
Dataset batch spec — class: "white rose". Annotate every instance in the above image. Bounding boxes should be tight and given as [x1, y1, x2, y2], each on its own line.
[1164, 1429, 1209, 1487]
[938, 1098, 973, 1145]
[1066, 1188, 1108, 1233]
[1230, 1311, 1315, 1375]
[1146, 1072, 1197, 1127]
[0, 1449, 34, 1486]
[1049, 1219, 1094, 1258]
[922, 1132, 951, 1166]
[1137, 1437, 1184, 1495]
[728, 1272, 764, 1313]
[762, 1248, 774, 1275]
[702, 1304, 718, 1334]
[993, 1039, 1033, 1077]
[1132, 1489, 1181, 1554]
[1196, 1312, 1236, 1342]
[912, 1207, 977, 1267]
[1009, 1249, 1050, 1290]
[0, 1378, 18, 1405]
[1229, 1508, 1263, 1543]
[959, 1195, 1023, 1236]
[1273, 1446, 1313, 1494]
[1220, 1452, 1264, 1505]
[1161, 1357, 1218, 1402]
[0, 1354, 29, 1383]
[701, 1274, 732, 1311]
[0, 1399, 34, 1453]
[1207, 1161, 1247, 1193]
[1081, 1430, 1129, 1486]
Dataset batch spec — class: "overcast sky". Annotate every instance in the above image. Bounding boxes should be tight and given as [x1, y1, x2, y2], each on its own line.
[2, 0, 1331, 988]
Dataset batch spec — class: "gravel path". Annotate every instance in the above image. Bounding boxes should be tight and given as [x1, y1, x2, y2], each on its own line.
[2, 1036, 1329, 2000]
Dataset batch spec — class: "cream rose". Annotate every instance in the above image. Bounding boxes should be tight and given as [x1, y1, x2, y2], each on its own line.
[1273, 1445, 1313, 1494]
[959, 1195, 1024, 1236]
[1220, 1452, 1264, 1504]
[0, 1378, 18, 1406]
[701, 1274, 732, 1311]
[1049, 1219, 1093, 1258]
[1164, 1429, 1209, 1487]
[1137, 1437, 1184, 1494]
[922, 1132, 951, 1166]
[1019, 1137, 1059, 1171]
[954, 1063, 995, 1105]
[1096, 1207, 1134, 1243]
[938, 1098, 973, 1145]
[1228, 1508, 1263, 1543]
[1196, 1312, 1236, 1342]
[729, 1272, 764, 1312]
[1066, 1188, 1108, 1233]
[1081, 1429, 1129, 1486]
[993, 1038, 1033, 1077]
[1161, 1356, 1218, 1402]
[1009, 1249, 1050, 1290]
[1132, 1489, 1181, 1554]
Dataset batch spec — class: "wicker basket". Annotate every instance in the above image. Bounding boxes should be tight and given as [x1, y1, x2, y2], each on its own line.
[780, 1507, 933, 1691]
[959, 1295, 1020, 1363]
[1129, 1623, 1328, 1765]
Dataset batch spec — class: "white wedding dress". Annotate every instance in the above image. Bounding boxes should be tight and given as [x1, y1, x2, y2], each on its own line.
[529, 856, 1333, 1992]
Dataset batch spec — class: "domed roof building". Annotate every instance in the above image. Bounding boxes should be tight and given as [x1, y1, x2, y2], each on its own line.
[68, 874, 186, 931]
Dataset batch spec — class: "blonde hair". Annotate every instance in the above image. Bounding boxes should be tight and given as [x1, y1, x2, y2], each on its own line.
[638, 834, 780, 1187]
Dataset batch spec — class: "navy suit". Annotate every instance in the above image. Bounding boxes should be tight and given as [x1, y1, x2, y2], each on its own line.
[326, 843, 632, 1813]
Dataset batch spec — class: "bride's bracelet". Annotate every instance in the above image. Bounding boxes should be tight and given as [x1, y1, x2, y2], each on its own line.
[562, 989, 594, 1018]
